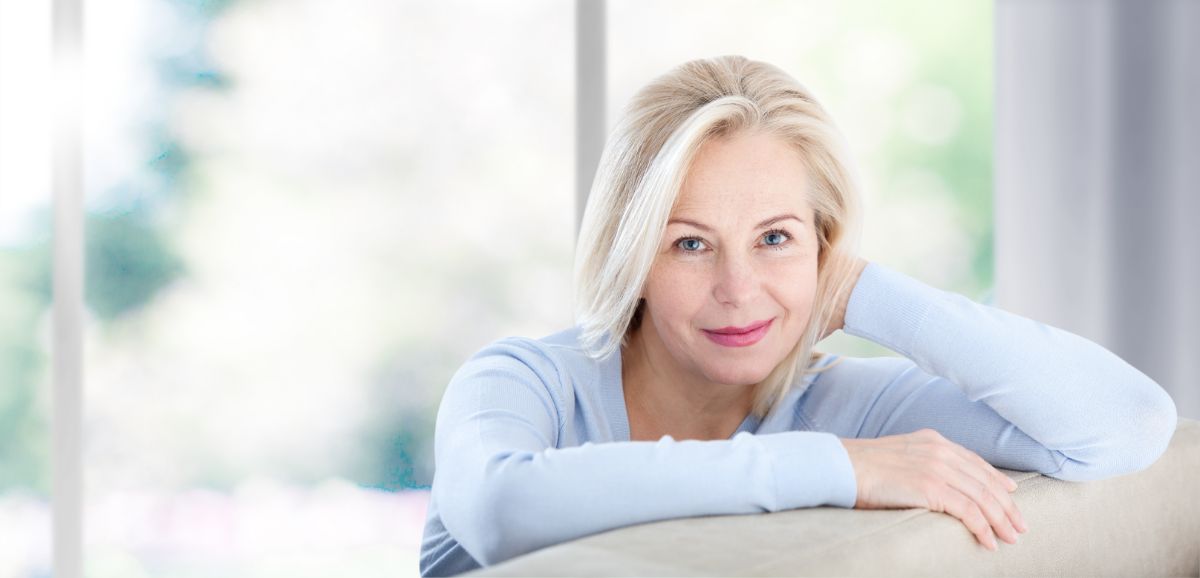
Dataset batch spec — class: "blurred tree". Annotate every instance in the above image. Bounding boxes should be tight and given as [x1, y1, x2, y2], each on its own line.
[0, 234, 51, 494]
[85, 211, 186, 322]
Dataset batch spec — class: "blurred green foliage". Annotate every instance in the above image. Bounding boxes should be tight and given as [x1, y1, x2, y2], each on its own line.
[876, 0, 993, 297]
[0, 240, 52, 494]
[86, 212, 187, 321]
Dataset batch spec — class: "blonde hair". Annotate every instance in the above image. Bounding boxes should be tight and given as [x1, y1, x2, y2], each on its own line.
[573, 55, 864, 421]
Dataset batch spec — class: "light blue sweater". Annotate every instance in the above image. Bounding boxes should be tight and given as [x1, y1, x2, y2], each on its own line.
[419, 262, 1178, 576]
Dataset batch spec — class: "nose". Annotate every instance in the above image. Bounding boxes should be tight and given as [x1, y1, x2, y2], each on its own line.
[711, 250, 759, 307]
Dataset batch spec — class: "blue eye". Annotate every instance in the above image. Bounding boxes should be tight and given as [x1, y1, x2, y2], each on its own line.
[763, 229, 791, 246]
[676, 238, 705, 252]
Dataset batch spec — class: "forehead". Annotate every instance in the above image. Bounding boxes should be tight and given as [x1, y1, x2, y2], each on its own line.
[673, 130, 812, 217]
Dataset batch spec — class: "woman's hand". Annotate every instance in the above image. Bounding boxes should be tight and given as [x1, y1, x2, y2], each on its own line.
[840, 429, 1028, 551]
[820, 256, 870, 340]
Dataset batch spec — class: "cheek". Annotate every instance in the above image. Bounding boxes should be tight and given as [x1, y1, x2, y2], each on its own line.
[645, 264, 703, 317]
[768, 258, 819, 320]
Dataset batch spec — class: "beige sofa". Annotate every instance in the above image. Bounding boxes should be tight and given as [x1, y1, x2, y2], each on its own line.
[468, 417, 1200, 577]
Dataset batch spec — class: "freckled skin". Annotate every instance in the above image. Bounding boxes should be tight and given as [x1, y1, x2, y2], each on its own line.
[622, 130, 820, 440]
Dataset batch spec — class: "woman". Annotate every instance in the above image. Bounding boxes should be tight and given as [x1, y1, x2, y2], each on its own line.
[418, 55, 1178, 576]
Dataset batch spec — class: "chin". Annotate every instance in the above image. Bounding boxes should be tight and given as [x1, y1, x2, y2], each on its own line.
[703, 363, 774, 386]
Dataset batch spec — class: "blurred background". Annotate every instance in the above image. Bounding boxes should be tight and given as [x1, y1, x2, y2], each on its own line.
[0, 0, 1194, 577]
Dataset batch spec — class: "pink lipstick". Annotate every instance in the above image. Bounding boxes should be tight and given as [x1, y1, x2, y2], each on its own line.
[702, 318, 774, 348]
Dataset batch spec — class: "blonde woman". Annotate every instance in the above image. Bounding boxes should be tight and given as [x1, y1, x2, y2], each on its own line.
[418, 55, 1177, 576]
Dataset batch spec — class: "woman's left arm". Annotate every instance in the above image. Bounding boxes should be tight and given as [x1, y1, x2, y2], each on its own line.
[826, 260, 1178, 482]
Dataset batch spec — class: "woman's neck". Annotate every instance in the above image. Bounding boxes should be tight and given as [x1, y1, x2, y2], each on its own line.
[620, 324, 755, 442]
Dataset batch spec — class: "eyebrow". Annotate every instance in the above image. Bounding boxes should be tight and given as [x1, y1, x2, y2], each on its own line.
[667, 213, 804, 232]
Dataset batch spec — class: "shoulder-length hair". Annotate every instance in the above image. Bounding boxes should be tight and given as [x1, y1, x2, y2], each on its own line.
[573, 54, 864, 421]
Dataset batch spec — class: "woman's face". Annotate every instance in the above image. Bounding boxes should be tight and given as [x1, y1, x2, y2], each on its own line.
[639, 130, 820, 386]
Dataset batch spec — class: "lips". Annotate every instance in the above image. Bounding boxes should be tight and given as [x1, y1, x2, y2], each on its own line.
[702, 318, 774, 348]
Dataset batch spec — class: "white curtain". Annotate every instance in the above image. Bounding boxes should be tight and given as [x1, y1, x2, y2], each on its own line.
[996, 0, 1199, 420]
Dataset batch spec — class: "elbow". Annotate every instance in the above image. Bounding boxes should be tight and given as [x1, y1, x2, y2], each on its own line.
[471, 476, 548, 566]
[1048, 392, 1179, 482]
[464, 492, 523, 568]
[440, 454, 545, 568]
[1107, 405, 1177, 478]
[457, 515, 512, 568]
[1115, 369, 1180, 474]
[1127, 394, 1178, 472]
[1118, 381, 1179, 474]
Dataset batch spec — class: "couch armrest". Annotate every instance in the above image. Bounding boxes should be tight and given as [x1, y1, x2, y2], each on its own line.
[467, 417, 1200, 577]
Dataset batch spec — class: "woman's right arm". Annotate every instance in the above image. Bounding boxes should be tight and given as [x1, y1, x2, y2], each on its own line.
[432, 340, 857, 568]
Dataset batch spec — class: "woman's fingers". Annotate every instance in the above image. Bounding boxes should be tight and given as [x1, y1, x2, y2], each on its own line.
[944, 461, 1021, 546]
[945, 443, 1028, 534]
[935, 486, 997, 550]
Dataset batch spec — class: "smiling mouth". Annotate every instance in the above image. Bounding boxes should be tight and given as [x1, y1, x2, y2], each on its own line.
[701, 318, 774, 347]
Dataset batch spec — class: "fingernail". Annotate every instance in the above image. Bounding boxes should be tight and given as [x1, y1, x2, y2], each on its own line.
[988, 536, 998, 551]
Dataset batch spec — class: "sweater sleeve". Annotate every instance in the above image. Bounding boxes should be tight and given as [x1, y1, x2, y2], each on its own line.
[431, 339, 857, 567]
[839, 261, 1179, 482]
